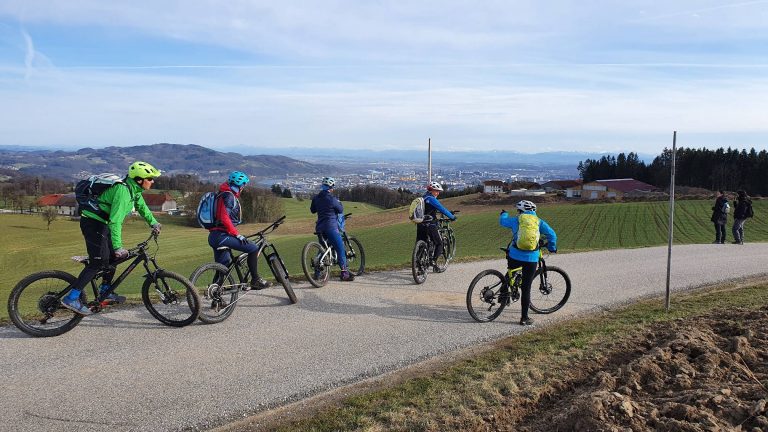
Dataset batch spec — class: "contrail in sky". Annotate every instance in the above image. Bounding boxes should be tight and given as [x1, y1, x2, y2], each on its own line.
[635, 0, 768, 22]
[21, 27, 34, 80]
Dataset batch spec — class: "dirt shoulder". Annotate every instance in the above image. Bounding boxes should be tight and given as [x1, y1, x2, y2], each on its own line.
[514, 307, 768, 432]
[210, 277, 768, 432]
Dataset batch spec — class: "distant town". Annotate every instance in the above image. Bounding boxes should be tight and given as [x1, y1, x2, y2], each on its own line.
[254, 161, 579, 194]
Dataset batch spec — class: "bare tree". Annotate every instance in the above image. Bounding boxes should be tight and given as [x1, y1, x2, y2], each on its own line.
[41, 207, 58, 230]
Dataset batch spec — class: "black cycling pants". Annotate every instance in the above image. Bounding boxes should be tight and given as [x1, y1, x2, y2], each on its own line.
[507, 257, 537, 321]
[71, 217, 116, 292]
[416, 223, 443, 261]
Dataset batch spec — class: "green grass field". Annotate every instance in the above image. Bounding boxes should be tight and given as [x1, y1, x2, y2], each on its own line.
[2, 199, 766, 321]
[280, 197, 383, 220]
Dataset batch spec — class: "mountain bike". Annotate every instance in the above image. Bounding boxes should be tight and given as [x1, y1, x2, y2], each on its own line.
[7, 232, 201, 337]
[189, 216, 296, 324]
[301, 213, 365, 288]
[411, 210, 459, 284]
[466, 241, 570, 322]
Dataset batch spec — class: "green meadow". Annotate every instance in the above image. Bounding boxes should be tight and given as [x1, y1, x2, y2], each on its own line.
[2, 198, 766, 321]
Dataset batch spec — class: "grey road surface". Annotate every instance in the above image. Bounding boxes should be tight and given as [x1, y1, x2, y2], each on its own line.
[1, 243, 767, 431]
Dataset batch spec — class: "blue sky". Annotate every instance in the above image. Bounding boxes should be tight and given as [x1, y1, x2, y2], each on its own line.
[1, 1, 767, 154]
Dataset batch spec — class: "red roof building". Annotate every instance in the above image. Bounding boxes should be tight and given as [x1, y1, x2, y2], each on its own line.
[141, 192, 177, 212]
[565, 178, 658, 200]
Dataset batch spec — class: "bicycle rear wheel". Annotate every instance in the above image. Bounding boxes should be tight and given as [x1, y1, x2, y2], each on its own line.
[7, 271, 84, 337]
[301, 241, 330, 288]
[141, 270, 200, 327]
[345, 236, 366, 276]
[529, 266, 571, 314]
[189, 262, 239, 324]
[269, 254, 297, 304]
[466, 269, 508, 322]
[411, 240, 429, 284]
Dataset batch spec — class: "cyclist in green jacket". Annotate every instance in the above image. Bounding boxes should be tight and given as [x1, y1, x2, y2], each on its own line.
[60, 161, 163, 315]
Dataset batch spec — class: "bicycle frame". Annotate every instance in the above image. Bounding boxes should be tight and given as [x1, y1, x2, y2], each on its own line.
[315, 231, 355, 268]
[76, 234, 162, 308]
[214, 216, 290, 289]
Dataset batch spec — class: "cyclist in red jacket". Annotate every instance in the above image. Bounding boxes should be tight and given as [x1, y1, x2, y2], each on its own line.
[207, 171, 271, 290]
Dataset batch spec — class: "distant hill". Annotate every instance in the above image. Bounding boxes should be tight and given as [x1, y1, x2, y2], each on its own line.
[0, 143, 330, 182]
[229, 146, 655, 168]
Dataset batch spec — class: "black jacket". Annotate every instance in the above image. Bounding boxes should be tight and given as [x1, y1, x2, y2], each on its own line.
[734, 197, 753, 219]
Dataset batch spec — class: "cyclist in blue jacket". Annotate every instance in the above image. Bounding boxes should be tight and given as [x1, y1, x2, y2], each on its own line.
[310, 177, 354, 282]
[500, 200, 557, 327]
[417, 181, 456, 272]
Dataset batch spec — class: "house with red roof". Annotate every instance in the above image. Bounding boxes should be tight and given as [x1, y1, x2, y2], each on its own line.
[542, 179, 582, 193]
[565, 178, 659, 200]
[141, 192, 177, 212]
[36, 194, 78, 215]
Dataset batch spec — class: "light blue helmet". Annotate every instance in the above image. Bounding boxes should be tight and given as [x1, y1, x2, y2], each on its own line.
[322, 177, 336, 188]
[228, 171, 250, 187]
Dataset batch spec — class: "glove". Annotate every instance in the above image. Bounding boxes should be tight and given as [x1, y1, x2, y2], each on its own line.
[114, 248, 129, 260]
[151, 223, 162, 235]
[451, 215, 457, 221]
[236, 234, 248, 244]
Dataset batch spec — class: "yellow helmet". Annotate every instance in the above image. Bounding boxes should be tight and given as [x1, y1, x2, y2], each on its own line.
[128, 161, 161, 179]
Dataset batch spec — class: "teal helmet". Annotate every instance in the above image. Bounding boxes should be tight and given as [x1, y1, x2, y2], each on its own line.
[228, 171, 250, 187]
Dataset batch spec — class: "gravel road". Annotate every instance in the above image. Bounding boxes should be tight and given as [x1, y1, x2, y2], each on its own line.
[1, 243, 767, 432]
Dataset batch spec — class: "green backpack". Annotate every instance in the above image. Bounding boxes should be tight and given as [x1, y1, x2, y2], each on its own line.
[515, 214, 541, 251]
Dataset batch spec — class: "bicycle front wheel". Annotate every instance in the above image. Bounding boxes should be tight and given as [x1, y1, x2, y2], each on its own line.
[301, 242, 330, 288]
[269, 254, 297, 304]
[142, 270, 200, 327]
[189, 262, 239, 324]
[529, 266, 571, 314]
[411, 240, 429, 284]
[345, 236, 366, 276]
[466, 269, 508, 322]
[7, 271, 84, 337]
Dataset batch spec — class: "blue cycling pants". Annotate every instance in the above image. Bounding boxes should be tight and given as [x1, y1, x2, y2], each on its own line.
[318, 228, 347, 271]
[208, 230, 260, 278]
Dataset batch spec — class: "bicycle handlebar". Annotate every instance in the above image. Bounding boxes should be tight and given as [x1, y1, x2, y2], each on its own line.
[127, 232, 159, 257]
[246, 215, 287, 240]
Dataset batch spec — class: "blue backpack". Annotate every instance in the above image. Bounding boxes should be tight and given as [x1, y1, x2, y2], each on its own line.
[196, 192, 219, 229]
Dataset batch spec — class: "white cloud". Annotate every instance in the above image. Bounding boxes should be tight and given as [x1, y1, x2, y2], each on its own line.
[1, 1, 767, 152]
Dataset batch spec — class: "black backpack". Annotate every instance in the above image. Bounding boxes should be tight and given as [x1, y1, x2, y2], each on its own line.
[74, 173, 127, 220]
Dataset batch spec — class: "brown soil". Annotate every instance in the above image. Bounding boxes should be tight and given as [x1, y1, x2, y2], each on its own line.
[506, 307, 768, 432]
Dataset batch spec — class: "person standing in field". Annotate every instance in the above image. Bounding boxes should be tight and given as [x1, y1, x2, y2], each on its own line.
[731, 190, 754, 245]
[710, 190, 729, 244]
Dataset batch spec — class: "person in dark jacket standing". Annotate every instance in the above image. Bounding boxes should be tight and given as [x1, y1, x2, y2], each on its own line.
[731, 190, 754, 245]
[710, 190, 729, 244]
[310, 177, 354, 281]
[207, 171, 271, 290]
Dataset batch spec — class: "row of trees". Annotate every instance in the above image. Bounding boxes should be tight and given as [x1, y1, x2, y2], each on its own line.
[333, 184, 483, 209]
[578, 147, 768, 196]
[335, 185, 415, 209]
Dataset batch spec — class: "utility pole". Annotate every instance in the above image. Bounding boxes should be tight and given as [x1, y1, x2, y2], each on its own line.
[665, 131, 677, 312]
[427, 138, 432, 184]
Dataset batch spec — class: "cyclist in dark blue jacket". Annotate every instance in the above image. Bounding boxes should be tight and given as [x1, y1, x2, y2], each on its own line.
[417, 181, 456, 272]
[310, 177, 354, 281]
